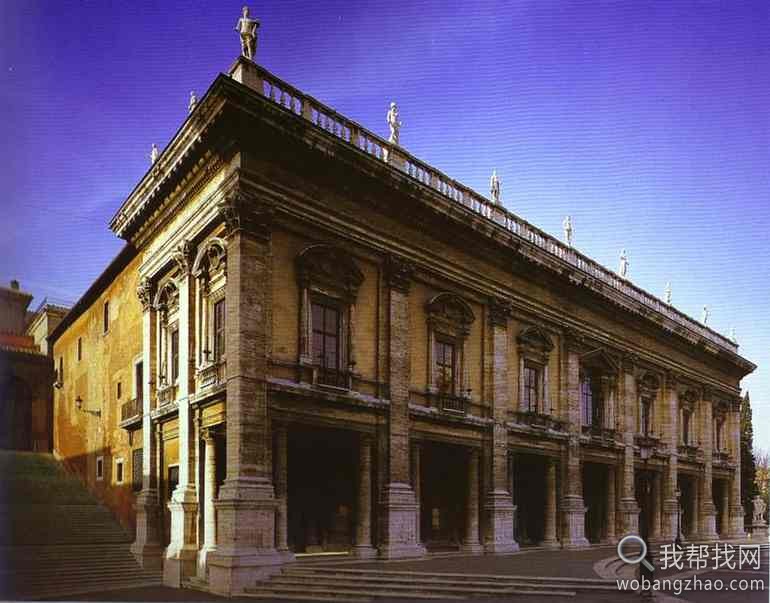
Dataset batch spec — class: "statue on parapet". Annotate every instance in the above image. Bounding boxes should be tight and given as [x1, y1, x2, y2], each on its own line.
[618, 249, 629, 278]
[490, 169, 501, 204]
[702, 305, 710, 325]
[665, 281, 672, 305]
[563, 215, 573, 247]
[235, 6, 260, 60]
[189, 91, 198, 114]
[150, 143, 159, 165]
[387, 102, 402, 145]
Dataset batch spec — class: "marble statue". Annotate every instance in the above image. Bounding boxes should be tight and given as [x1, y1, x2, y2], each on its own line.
[702, 305, 710, 325]
[563, 215, 573, 247]
[730, 327, 737, 343]
[619, 249, 629, 278]
[753, 496, 767, 524]
[490, 169, 501, 204]
[150, 144, 159, 165]
[189, 91, 198, 114]
[235, 6, 259, 60]
[387, 102, 402, 145]
[665, 282, 672, 305]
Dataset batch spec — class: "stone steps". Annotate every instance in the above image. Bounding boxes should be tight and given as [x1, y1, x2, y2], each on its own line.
[0, 451, 161, 600]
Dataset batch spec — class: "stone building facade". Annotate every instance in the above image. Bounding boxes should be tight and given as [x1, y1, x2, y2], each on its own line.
[50, 55, 755, 596]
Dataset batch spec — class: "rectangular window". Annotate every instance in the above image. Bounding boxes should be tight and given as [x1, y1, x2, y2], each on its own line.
[581, 373, 593, 426]
[434, 339, 455, 394]
[167, 465, 179, 500]
[170, 329, 180, 382]
[523, 365, 539, 412]
[96, 456, 104, 481]
[103, 301, 109, 333]
[682, 411, 691, 445]
[135, 361, 143, 402]
[132, 448, 143, 492]
[641, 398, 652, 436]
[77, 337, 82, 362]
[213, 299, 226, 361]
[312, 302, 340, 371]
[115, 459, 124, 484]
[58, 356, 63, 384]
[116, 381, 122, 399]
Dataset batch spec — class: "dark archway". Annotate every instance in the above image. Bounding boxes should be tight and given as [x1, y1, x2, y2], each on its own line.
[0, 377, 32, 451]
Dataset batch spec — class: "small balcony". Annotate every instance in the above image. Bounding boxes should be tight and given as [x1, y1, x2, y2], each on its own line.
[512, 411, 566, 432]
[197, 360, 227, 390]
[713, 450, 730, 464]
[120, 397, 141, 426]
[315, 366, 350, 389]
[582, 423, 617, 442]
[426, 391, 470, 415]
[678, 444, 703, 463]
[634, 433, 661, 449]
[157, 382, 177, 407]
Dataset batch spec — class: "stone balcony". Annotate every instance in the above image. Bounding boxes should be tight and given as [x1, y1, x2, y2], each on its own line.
[156, 382, 177, 407]
[678, 444, 704, 463]
[713, 450, 731, 465]
[582, 424, 618, 444]
[197, 360, 227, 391]
[511, 410, 566, 432]
[119, 397, 141, 428]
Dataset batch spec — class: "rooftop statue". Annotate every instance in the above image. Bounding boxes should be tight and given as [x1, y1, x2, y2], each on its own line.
[730, 327, 737, 343]
[189, 91, 198, 114]
[702, 305, 710, 325]
[150, 144, 159, 165]
[665, 282, 672, 305]
[753, 495, 767, 525]
[387, 102, 402, 145]
[235, 6, 260, 60]
[563, 215, 573, 247]
[490, 169, 501, 204]
[618, 249, 629, 278]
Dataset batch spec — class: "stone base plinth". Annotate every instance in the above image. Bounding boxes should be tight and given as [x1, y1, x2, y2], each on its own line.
[378, 482, 426, 559]
[483, 490, 519, 553]
[461, 542, 485, 554]
[163, 547, 198, 588]
[699, 505, 718, 540]
[748, 523, 768, 541]
[561, 495, 589, 549]
[618, 497, 640, 535]
[131, 489, 163, 570]
[208, 550, 284, 596]
[662, 499, 679, 541]
[352, 545, 378, 559]
[728, 505, 746, 539]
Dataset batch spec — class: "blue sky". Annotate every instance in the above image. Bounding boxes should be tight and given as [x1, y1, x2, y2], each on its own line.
[1, 1, 768, 449]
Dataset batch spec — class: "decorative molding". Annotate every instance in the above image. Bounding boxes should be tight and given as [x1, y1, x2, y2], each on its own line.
[171, 239, 193, 275]
[136, 277, 154, 312]
[517, 325, 554, 354]
[580, 348, 619, 373]
[217, 189, 272, 240]
[296, 244, 364, 301]
[192, 237, 228, 278]
[488, 297, 512, 328]
[154, 280, 179, 312]
[621, 352, 639, 374]
[637, 372, 661, 398]
[384, 254, 414, 294]
[425, 292, 475, 337]
[563, 327, 586, 354]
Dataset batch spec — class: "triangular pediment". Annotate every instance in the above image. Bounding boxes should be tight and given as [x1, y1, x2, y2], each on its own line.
[580, 348, 618, 372]
[516, 325, 554, 352]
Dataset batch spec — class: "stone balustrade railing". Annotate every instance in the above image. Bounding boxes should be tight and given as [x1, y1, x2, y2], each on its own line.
[249, 63, 737, 354]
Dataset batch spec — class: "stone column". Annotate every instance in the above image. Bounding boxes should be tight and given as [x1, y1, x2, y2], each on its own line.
[411, 441, 422, 546]
[353, 435, 377, 558]
[618, 356, 640, 534]
[542, 458, 559, 548]
[651, 472, 662, 541]
[273, 425, 291, 559]
[208, 191, 281, 596]
[198, 428, 218, 578]
[165, 244, 199, 587]
[483, 298, 518, 553]
[561, 335, 588, 548]
[131, 282, 163, 570]
[699, 389, 718, 539]
[463, 449, 483, 553]
[378, 255, 424, 559]
[605, 465, 617, 544]
[660, 372, 679, 542]
[720, 481, 730, 538]
[728, 399, 745, 537]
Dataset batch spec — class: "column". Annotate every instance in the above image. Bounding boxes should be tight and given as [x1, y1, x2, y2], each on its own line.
[463, 449, 483, 553]
[720, 482, 730, 538]
[542, 458, 559, 548]
[660, 372, 679, 542]
[605, 465, 617, 543]
[618, 355, 640, 534]
[411, 441, 422, 546]
[483, 298, 518, 553]
[699, 389, 718, 539]
[378, 255, 424, 559]
[165, 244, 199, 587]
[353, 435, 377, 558]
[198, 428, 218, 578]
[561, 335, 589, 548]
[131, 282, 163, 570]
[273, 425, 291, 559]
[208, 190, 281, 596]
[728, 399, 745, 537]
[651, 473, 662, 541]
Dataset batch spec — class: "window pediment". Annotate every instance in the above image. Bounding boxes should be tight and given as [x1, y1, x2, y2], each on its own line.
[425, 293, 475, 337]
[296, 244, 363, 300]
[154, 281, 179, 312]
[192, 237, 227, 278]
[637, 372, 660, 397]
[580, 348, 618, 373]
[517, 325, 554, 354]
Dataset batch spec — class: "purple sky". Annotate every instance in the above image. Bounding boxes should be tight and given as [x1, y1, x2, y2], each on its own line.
[2, 1, 768, 449]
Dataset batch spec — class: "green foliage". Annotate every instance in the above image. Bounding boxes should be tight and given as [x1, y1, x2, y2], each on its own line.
[740, 392, 758, 520]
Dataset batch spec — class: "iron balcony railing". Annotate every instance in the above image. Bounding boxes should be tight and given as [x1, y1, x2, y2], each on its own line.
[120, 397, 141, 423]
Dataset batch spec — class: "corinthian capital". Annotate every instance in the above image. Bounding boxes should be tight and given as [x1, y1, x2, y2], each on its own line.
[171, 239, 193, 275]
[136, 277, 154, 312]
[217, 189, 272, 240]
[488, 296, 512, 328]
[384, 254, 414, 294]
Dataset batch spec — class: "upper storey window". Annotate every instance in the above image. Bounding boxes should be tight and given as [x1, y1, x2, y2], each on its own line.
[434, 338, 456, 395]
[580, 370, 603, 427]
[296, 244, 363, 389]
[103, 301, 110, 334]
[154, 280, 179, 394]
[680, 389, 697, 446]
[192, 237, 227, 390]
[636, 372, 661, 438]
[212, 298, 226, 362]
[578, 348, 618, 431]
[516, 326, 553, 415]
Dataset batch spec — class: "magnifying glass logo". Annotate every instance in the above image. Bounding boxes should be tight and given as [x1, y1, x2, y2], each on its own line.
[617, 534, 654, 572]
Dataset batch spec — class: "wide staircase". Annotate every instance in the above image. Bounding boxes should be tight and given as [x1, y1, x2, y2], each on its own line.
[0, 450, 161, 600]
[245, 564, 631, 601]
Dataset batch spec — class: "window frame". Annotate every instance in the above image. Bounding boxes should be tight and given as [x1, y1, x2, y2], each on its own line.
[522, 363, 540, 413]
[77, 337, 82, 362]
[96, 455, 104, 481]
[115, 457, 124, 485]
[212, 297, 226, 362]
[433, 336, 457, 395]
[132, 448, 143, 493]
[103, 301, 110, 334]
